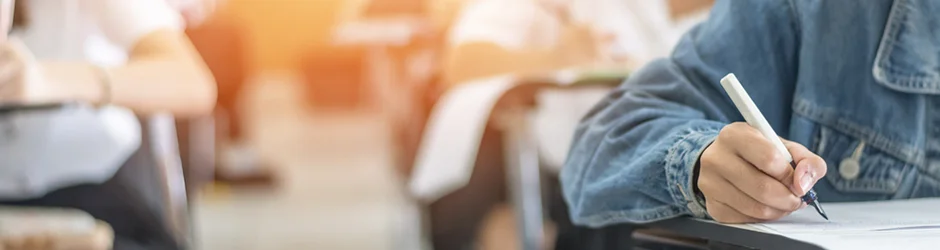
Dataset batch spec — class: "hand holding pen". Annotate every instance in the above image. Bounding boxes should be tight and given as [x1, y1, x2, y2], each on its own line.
[694, 74, 829, 223]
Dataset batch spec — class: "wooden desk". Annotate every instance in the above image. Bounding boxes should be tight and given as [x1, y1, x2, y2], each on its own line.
[0, 207, 114, 250]
[0, 221, 113, 250]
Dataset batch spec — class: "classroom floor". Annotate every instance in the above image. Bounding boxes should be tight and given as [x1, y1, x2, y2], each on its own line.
[189, 74, 542, 250]
[190, 75, 426, 250]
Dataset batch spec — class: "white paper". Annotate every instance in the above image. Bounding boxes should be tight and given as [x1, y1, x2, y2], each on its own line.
[756, 198, 940, 234]
[407, 70, 618, 202]
[408, 76, 518, 202]
[746, 198, 940, 250]
[787, 229, 940, 250]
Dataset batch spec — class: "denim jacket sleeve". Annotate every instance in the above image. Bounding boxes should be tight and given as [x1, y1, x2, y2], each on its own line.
[560, 0, 802, 227]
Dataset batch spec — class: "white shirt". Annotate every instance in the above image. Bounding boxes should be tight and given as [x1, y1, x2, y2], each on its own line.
[0, 0, 183, 199]
[448, 0, 709, 170]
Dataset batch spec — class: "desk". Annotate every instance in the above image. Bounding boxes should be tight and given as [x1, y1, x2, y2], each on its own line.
[411, 71, 626, 250]
[646, 218, 824, 250]
[332, 18, 430, 114]
[0, 216, 113, 250]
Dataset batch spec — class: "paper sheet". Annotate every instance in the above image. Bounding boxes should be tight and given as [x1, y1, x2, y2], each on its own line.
[749, 198, 940, 250]
[408, 76, 518, 202]
[407, 70, 625, 202]
[755, 198, 940, 234]
[788, 229, 940, 250]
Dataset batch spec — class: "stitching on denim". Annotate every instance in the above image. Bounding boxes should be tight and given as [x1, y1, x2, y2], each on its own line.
[665, 127, 717, 218]
[872, 0, 940, 92]
[792, 98, 924, 165]
[873, 0, 904, 78]
[578, 205, 688, 226]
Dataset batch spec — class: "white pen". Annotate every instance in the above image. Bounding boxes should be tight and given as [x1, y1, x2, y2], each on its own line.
[719, 73, 828, 220]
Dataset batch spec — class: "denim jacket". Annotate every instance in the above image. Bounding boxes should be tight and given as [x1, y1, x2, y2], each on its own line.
[561, 0, 940, 227]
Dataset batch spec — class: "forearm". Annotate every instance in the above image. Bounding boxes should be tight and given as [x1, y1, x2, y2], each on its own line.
[41, 31, 217, 116]
[108, 58, 216, 116]
[560, 68, 729, 226]
[442, 42, 569, 85]
[42, 59, 215, 116]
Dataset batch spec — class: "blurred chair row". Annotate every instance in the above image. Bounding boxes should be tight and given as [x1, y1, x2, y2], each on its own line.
[120, 115, 217, 249]
[61, 114, 213, 250]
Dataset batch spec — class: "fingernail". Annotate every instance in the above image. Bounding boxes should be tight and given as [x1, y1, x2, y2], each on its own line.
[800, 170, 816, 193]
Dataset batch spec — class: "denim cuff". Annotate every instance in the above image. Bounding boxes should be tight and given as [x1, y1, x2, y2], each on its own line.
[664, 125, 721, 219]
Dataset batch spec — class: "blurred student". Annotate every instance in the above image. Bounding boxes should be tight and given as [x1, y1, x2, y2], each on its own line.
[433, 0, 711, 248]
[182, 0, 279, 186]
[0, 0, 215, 248]
[562, 0, 940, 230]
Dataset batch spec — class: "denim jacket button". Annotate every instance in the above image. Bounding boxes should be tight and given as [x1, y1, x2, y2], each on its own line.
[839, 159, 861, 180]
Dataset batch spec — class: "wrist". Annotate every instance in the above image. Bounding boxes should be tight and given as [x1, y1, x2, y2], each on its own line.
[693, 141, 715, 204]
[40, 62, 106, 104]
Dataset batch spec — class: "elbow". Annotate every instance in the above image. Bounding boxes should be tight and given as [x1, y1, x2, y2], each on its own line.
[168, 64, 217, 117]
[183, 69, 218, 116]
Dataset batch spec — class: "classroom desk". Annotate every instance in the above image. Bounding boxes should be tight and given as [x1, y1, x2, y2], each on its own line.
[569, 218, 826, 250]
[1, 222, 115, 250]
[493, 74, 626, 250]
[646, 218, 824, 250]
[410, 70, 626, 250]
[0, 208, 114, 250]
[333, 17, 429, 114]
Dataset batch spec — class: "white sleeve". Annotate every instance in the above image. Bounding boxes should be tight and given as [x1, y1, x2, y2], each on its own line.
[82, 0, 184, 50]
[447, 0, 560, 50]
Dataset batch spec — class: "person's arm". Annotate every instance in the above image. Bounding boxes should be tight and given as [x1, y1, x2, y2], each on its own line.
[44, 0, 215, 117]
[441, 0, 596, 85]
[442, 39, 579, 85]
[560, 0, 801, 227]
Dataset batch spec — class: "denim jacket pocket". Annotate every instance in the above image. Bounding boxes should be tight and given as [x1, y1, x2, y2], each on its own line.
[813, 125, 915, 194]
[872, 0, 940, 94]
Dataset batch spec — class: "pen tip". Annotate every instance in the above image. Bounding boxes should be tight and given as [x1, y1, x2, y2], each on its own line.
[811, 200, 828, 220]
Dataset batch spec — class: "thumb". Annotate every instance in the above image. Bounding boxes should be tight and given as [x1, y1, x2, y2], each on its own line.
[791, 159, 826, 195]
[784, 140, 828, 195]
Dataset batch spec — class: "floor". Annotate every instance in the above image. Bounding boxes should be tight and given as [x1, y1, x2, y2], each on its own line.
[191, 75, 427, 250]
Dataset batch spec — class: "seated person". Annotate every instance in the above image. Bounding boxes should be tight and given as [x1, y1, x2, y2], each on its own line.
[0, 0, 215, 248]
[432, 0, 712, 249]
[183, 1, 280, 187]
[561, 0, 940, 228]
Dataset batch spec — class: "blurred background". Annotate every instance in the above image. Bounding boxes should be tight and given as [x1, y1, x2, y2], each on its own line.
[187, 0, 426, 249]
[41, 0, 716, 249]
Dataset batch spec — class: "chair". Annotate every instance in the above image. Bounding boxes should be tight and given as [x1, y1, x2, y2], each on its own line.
[175, 116, 215, 200]
[96, 114, 192, 249]
[143, 114, 194, 248]
[409, 71, 627, 250]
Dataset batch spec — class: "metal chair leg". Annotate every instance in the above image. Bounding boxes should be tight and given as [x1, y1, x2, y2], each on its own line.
[500, 107, 544, 250]
[147, 114, 192, 248]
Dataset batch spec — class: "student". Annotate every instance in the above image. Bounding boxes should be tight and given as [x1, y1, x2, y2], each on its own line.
[183, 1, 280, 186]
[0, 0, 215, 248]
[435, 0, 711, 248]
[561, 0, 940, 229]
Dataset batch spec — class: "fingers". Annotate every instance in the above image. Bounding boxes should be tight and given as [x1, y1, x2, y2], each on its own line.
[720, 123, 793, 181]
[711, 156, 803, 211]
[705, 200, 760, 224]
[786, 140, 828, 195]
[1, 234, 52, 250]
[699, 168, 796, 220]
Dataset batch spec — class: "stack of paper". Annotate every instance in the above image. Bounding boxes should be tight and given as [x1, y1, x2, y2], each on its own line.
[748, 198, 940, 249]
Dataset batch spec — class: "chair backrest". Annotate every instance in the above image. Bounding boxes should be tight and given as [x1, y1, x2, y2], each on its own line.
[174, 116, 215, 199]
[142, 114, 192, 248]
